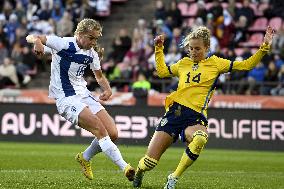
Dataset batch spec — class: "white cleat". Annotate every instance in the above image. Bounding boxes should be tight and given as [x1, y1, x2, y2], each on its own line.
[164, 173, 178, 189]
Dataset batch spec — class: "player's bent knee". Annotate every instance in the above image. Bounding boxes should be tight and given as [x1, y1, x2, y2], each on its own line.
[93, 126, 108, 138]
[109, 131, 118, 141]
[186, 130, 208, 161]
[192, 130, 208, 147]
[86, 118, 108, 138]
[138, 155, 158, 171]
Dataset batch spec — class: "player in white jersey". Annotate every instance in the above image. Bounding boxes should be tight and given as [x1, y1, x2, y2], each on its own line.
[26, 18, 135, 182]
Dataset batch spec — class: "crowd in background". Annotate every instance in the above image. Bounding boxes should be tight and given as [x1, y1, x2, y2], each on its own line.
[1, 0, 284, 96]
[0, 0, 110, 88]
[101, 0, 284, 96]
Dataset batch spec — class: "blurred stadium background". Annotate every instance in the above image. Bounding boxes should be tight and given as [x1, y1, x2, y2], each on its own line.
[0, 0, 284, 188]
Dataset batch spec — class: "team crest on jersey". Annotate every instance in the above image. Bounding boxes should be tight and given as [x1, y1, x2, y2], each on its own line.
[71, 106, 76, 112]
[160, 118, 168, 127]
[174, 105, 181, 117]
[192, 63, 199, 71]
[84, 57, 90, 64]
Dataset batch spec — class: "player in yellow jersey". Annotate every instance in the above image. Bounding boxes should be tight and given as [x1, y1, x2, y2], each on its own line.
[133, 26, 274, 189]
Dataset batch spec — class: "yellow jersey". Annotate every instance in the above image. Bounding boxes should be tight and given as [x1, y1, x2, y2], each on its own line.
[155, 43, 270, 117]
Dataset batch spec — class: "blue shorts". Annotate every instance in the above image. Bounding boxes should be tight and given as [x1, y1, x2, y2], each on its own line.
[156, 102, 208, 143]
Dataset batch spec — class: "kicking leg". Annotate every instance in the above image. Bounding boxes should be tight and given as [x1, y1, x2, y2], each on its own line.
[133, 131, 174, 188]
[82, 109, 118, 161]
[75, 107, 108, 180]
[77, 107, 133, 180]
[165, 125, 208, 189]
[96, 109, 134, 181]
[81, 137, 101, 161]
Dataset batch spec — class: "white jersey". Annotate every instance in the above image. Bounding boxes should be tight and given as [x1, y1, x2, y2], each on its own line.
[44, 36, 101, 99]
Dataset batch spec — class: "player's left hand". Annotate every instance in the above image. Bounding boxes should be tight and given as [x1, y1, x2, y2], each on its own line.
[263, 26, 275, 46]
[99, 89, 112, 101]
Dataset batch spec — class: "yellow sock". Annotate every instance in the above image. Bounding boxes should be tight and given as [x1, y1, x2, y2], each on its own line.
[137, 155, 158, 172]
[172, 149, 195, 178]
[173, 130, 208, 178]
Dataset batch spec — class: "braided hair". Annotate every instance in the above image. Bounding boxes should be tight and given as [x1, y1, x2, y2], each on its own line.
[181, 26, 211, 49]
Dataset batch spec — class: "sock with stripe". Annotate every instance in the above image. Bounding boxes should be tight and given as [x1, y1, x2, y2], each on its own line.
[172, 130, 208, 178]
[137, 155, 158, 172]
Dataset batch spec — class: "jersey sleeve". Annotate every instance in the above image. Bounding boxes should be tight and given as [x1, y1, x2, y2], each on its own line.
[46, 36, 69, 52]
[155, 45, 172, 78]
[230, 43, 270, 71]
[90, 49, 101, 71]
[44, 45, 52, 54]
[169, 59, 182, 77]
[214, 55, 232, 74]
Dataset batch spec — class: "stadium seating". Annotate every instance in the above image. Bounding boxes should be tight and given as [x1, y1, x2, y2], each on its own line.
[187, 3, 198, 17]
[178, 2, 190, 17]
[256, 2, 269, 16]
[239, 33, 264, 47]
[268, 17, 282, 31]
[221, 2, 228, 9]
[248, 17, 268, 32]
[1, 0, 283, 94]
[205, 2, 213, 10]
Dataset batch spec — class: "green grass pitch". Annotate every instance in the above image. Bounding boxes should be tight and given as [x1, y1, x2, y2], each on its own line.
[0, 142, 283, 189]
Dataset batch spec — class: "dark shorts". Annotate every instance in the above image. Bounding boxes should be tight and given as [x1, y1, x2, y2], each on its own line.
[156, 102, 208, 143]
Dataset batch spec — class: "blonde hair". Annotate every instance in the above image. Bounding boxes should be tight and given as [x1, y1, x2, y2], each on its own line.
[75, 18, 102, 35]
[75, 18, 104, 59]
[181, 26, 211, 48]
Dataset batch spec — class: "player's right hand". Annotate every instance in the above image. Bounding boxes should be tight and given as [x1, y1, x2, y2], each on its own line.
[154, 35, 165, 47]
[26, 35, 36, 43]
[26, 35, 44, 56]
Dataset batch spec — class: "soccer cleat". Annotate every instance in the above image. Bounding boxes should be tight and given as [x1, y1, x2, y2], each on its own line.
[164, 173, 179, 189]
[75, 152, 93, 180]
[124, 164, 135, 181]
[133, 168, 144, 188]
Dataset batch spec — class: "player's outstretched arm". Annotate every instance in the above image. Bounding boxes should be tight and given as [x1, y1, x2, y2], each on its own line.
[154, 35, 172, 78]
[230, 26, 275, 71]
[93, 70, 112, 101]
[26, 35, 47, 56]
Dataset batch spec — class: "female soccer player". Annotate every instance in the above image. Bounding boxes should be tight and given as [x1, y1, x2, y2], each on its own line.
[133, 26, 274, 189]
[26, 18, 135, 181]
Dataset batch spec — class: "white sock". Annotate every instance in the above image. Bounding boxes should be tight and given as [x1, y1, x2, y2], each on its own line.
[98, 136, 128, 171]
[83, 137, 102, 161]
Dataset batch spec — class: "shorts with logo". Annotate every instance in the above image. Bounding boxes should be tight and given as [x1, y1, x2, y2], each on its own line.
[156, 102, 208, 142]
[55, 91, 104, 126]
